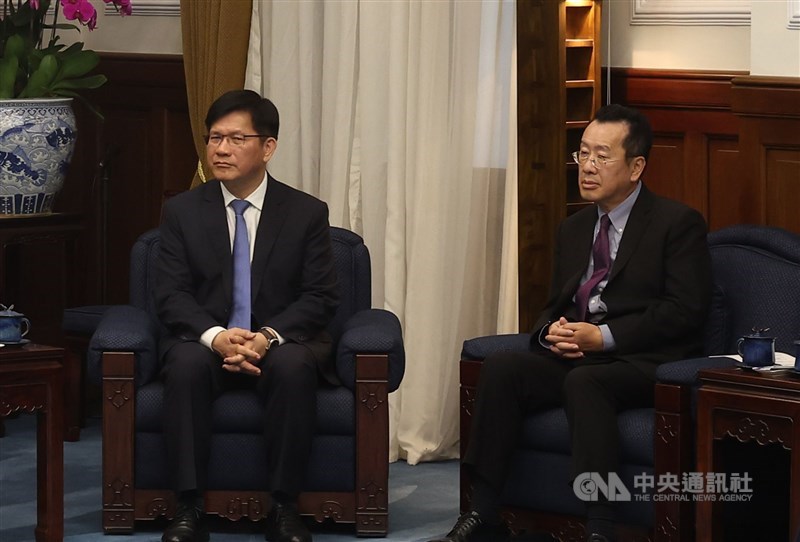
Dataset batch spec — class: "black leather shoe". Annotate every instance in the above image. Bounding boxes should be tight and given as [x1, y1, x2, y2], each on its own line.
[161, 501, 208, 542]
[264, 501, 312, 542]
[428, 511, 509, 542]
[586, 533, 613, 542]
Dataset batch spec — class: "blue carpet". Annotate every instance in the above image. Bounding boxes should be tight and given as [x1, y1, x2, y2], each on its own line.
[0, 415, 459, 542]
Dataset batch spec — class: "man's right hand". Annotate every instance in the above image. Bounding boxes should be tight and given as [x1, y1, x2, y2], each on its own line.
[212, 328, 263, 376]
[545, 317, 585, 359]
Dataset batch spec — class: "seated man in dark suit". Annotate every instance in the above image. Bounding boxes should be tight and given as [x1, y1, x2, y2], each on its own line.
[156, 90, 339, 542]
[433, 104, 712, 542]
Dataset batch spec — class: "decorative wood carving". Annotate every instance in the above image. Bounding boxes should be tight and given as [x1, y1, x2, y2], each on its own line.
[654, 513, 678, 541]
[106, 380, 132, 409]
[555, 519, 587, 542]
[655, 413, 677, 446]
[462, 387, 476, 417]
[145, 497, 170, 518]
[714, 413, 792, 449]
[0, 394, 45, 415]
[219, 496, 266, 521]
[358, 382, 385, 413]
[319, 500, 345, 520]
[105, 477, 132, 507]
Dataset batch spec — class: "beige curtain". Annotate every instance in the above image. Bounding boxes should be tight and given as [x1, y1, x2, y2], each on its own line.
[246, 1, 518, 463]
[180, 0, 252, 189]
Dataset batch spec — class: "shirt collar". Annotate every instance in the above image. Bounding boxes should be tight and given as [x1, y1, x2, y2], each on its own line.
[600, 181, 641, 232]
[219, 171, 269, 211]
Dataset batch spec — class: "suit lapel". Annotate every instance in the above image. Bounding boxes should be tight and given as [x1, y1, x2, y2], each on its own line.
[201, 181, 235, 304]
[607, 184, 655, 283]
[561, 208, 598, 305]
[251, 176, 290, 300]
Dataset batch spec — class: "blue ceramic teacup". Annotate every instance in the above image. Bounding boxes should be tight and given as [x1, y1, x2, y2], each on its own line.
[0, 304, 31, 343]
[737, 334, 775, 367]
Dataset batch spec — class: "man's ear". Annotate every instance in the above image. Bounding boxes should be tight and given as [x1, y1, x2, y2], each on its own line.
[630, 156, 646, 181]
[263, 137, 277, 163]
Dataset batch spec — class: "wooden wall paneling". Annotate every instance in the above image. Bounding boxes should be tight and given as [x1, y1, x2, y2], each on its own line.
[731, 76, 800, 235]
[610, 68, 743, 231]
[707, 136, 748, 230]
[645, 134, 688, 208]
[766, 148, 800, 232]
[61, 54, 195, 307]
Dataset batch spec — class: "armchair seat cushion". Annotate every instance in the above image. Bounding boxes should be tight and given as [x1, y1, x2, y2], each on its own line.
[135, 382, 356, 436]
[519, 407, 654, 466]
[62, 304, 112, 336]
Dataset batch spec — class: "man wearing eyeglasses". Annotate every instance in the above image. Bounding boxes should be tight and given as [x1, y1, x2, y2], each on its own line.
[156, 90, 339, 542]
[433, 105, 712, 542]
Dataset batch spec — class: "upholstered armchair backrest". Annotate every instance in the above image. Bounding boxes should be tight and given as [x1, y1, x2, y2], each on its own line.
[327, 227, 372, 342]
[705, 224, 800, 355]
[126, 226, 372, 344]
[128, 228, 161, 316]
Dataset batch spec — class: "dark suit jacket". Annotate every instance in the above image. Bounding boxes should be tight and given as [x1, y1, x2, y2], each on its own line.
[154, 175, 340, 382]
[532, 184, 712, 377]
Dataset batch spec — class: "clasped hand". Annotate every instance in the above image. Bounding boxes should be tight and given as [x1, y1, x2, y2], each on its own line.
[545, 317, 604, 359]
[212, 328, 269, 376]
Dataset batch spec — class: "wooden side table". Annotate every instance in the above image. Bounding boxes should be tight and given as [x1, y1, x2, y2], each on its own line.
[697, 367, 800, 542]
[0, 213, 85, 442]
[0, 343, 65, 542]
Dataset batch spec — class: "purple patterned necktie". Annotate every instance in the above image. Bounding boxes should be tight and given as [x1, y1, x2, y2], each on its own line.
[228, 199, 251, 329]
[574, 214, 611, 321]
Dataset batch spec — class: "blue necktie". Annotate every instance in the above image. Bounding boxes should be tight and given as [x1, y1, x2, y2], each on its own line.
[228, 199, 251, 329]
[574, 214, 612, 321]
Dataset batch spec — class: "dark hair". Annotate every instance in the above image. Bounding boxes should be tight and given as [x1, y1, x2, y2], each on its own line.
[204, 90, 280, 139]
[593, 104, 652, 160]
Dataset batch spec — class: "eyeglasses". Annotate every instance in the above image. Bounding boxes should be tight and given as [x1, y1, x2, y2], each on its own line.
[204, 134, 267, 147]
[572, 150, 621, 169]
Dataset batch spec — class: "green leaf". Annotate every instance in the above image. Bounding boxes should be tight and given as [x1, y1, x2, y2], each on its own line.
[19, 53, 58, 98]
[3, 34, 26, 61]
[58, 49, 99, 79]
[0, 56, 19, 99]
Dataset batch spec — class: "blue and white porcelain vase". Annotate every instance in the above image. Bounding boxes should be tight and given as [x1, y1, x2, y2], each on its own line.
[0, 98, 77, 215]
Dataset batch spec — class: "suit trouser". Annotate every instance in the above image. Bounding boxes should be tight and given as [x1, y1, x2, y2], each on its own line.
[162, 341, 319, 497]
[462, 350, 656, 493]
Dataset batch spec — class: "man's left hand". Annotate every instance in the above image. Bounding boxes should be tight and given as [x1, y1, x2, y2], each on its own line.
[217, 328, 269, 375]
[545, 318, 604, 358]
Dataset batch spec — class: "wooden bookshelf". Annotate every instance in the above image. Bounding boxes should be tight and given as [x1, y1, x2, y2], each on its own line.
[517, 0, 602, 330]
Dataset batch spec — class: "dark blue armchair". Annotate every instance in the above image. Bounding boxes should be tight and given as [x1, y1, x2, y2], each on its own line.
[459, 224, 800, 542]
[88, 226, 404, 536]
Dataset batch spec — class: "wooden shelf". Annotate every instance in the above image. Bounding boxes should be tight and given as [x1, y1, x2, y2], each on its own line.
[566, 0, 595, 7]
[566, 120, 591, 129]
[566, 80, 595, 88]
[566, 39, 594, 48]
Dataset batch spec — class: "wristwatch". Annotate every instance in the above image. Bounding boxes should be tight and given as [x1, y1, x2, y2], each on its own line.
[259, 327, 279, 350]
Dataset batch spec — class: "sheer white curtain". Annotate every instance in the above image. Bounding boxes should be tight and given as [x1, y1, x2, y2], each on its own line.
[246, 0, 518, 463]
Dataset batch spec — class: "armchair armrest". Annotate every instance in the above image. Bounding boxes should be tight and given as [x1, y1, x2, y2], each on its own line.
[656, 356, 739, 386]
[336, 308, 405, 392]
[461, 333, 532, 361]
[87, 305, 160, 387]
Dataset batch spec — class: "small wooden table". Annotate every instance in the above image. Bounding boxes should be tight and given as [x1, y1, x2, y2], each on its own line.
[697, 367, 800, 542]
[0, 343, 65, 542]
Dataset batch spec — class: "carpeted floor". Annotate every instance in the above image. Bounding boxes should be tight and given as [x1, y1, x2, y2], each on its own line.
[0, 414, 460, 542]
